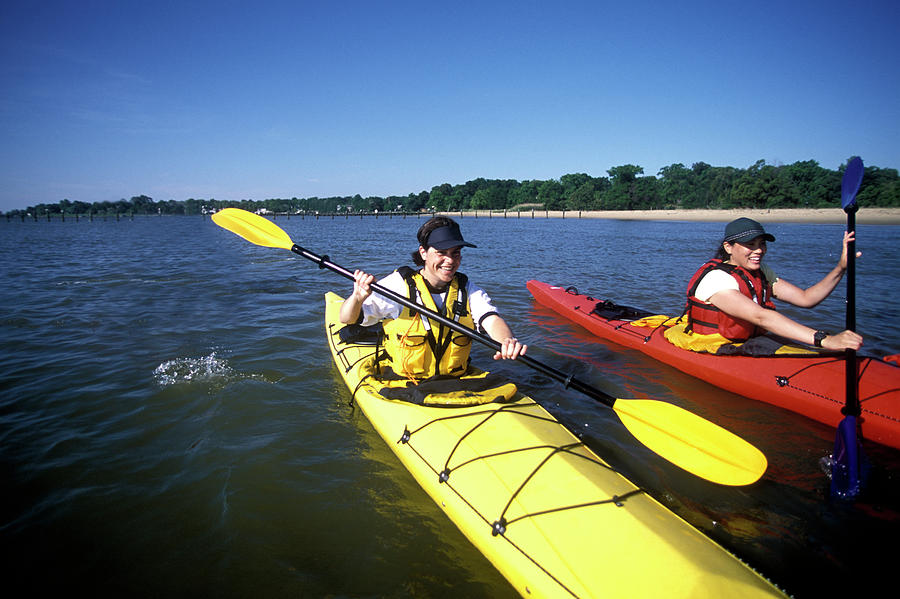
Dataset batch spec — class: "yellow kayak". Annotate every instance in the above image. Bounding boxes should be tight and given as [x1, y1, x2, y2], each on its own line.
[324, 292, 785, 598]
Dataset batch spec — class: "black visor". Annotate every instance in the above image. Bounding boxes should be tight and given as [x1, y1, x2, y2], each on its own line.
[425, 223, 477, 249]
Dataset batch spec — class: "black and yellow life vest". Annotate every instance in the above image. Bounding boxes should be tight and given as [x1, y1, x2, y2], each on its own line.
[382, 267, 475, 379]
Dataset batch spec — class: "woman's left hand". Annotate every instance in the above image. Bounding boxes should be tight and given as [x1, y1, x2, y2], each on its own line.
[839, 231, 862, 270]
[494, 337, 527, 360]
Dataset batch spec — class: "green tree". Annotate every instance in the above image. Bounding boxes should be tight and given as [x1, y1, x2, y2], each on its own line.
[632, 176, 660, 209]
[429, 183, 453, 210]
[471, 188, 491, 210]
[537, 179, 565, 209]
[604, 165, 646, 210]
[560, 173, 592, 201]
[657, 163, 693, 208]
[731, 160, 769, 208]
[785, 160, 836, 207]
[129, 195, 155, 214]
[858, 166, 900, 207]
[507, 180, 541, 208]
[566, 178, 608, 210]
[607, 164, 644, 185]
[184, 198, 201, 215]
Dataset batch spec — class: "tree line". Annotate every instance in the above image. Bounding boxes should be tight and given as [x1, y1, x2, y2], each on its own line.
[6, 159, 899, 218]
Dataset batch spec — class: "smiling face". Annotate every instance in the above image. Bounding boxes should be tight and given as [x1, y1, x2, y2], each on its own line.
[724, 236, 767, 271]
[418, 245, 462, 288]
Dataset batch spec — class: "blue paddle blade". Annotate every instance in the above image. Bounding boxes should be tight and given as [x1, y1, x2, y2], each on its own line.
[830, 415, 866, 500]
[841, 156, 864, 210]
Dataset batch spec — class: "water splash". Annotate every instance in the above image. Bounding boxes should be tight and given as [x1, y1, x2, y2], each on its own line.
[153, 352, 236, 386]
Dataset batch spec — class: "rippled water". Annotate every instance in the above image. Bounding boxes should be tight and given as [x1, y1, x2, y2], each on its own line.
[2, 214, 898, 597]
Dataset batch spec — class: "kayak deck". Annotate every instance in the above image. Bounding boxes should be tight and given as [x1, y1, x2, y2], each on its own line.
[527, 279, 900, 450]
[324, 292, 785, 598]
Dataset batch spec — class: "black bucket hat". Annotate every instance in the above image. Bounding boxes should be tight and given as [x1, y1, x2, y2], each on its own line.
[723, 217, 775, 244]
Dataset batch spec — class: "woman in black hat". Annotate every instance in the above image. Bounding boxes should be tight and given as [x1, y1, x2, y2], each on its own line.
[684, 217, 862, 351]
[340, 216, 526, 380]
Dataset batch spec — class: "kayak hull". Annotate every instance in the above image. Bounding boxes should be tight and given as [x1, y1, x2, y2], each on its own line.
[325, 292, 784, 598]
[527, 280, 900, 451]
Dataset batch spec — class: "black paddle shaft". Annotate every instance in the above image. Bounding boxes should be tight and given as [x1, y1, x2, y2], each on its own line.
[844, 204, 860, 417]
[845, 205, 857, 332]
[291, 243, 617, 408]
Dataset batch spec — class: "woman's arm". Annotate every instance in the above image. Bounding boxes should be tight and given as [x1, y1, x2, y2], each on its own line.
[709, 289, 862, 351]
[479, 313, 528, 360]
[772, 231, 858, 308]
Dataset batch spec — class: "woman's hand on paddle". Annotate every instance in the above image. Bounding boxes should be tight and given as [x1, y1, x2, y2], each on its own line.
[351, 269, 375, 302]
[480, 314, 527, 360]
[495, 337, 527, 361]
[822, 329, 863, 351]
[339, 270, 375, 324]
[839, 231, 862, 271]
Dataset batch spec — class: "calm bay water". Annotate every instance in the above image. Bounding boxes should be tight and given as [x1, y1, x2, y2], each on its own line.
[2, 214, 899, 597]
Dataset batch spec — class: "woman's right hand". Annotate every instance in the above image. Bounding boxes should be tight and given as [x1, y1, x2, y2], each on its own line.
[822, 329, 863, 351]
[352, 270, 375, 302]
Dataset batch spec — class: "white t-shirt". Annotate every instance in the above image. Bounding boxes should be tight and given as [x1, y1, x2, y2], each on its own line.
[694, 264, 777, 303]
[359, 270, 499, 329]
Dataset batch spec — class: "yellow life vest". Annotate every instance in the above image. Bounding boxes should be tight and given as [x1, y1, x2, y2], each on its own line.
[382, 268, 474, 379]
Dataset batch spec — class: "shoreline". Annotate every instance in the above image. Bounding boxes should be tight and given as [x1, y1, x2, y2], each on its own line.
[444, 207, 900, 225]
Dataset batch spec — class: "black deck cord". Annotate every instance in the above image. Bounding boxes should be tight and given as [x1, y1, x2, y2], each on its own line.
[329, 322, 385, 408]
[491, 442, 588, 535]
[398, 402, 560, 473]
[329, 323, 378, 371]
[565, 285, 597, 302]
[396, 405, 619, 599]
[641, 315, 676, 343]
[501, 488, 645, 529]
[774, 355, 846, 388]
[399, 403, 620, 523]
[775, 356, 879, 410]
[349, 374, 375, 408]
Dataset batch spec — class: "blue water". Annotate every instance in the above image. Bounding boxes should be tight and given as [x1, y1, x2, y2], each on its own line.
[2, 214, 898, 597]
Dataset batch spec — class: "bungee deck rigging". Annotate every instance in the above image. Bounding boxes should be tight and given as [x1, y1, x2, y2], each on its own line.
[330, 318, 631, 541]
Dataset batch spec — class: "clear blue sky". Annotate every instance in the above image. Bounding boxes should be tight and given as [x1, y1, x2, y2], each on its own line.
[1, 0, 898, 212]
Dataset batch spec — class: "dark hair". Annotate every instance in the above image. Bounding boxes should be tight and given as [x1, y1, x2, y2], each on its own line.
[411, 216, 460, 266]
[713, 241, 729, 261]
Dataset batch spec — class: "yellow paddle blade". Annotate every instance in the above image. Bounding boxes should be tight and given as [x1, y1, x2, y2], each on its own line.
[614, 398, 767, 486]
[212, 208, 294, 250]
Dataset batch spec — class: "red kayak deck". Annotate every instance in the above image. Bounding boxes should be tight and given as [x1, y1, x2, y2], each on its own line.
[527, 280, 900, 451]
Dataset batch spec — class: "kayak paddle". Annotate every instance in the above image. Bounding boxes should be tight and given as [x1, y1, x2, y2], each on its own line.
[212, 207, 767, 486]
[831, 156, 866, 499]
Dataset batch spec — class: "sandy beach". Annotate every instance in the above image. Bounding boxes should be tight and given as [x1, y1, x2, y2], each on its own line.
[454, 207, 900, 225]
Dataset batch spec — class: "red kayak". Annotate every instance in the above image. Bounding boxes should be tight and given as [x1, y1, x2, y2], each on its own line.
[527, 280, 900, 451]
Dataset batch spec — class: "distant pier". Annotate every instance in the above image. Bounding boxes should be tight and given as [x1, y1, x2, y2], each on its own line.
[3, 208, 579, 223]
